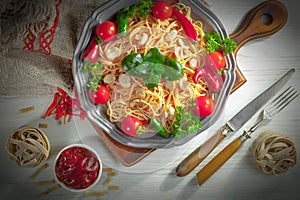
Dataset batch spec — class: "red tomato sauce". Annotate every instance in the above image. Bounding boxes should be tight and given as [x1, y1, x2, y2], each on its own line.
[55, 146, 100, 189]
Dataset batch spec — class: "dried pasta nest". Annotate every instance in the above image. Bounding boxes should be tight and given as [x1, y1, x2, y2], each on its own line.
[251, 131, 296, 175]
[6, 126, 50, 168]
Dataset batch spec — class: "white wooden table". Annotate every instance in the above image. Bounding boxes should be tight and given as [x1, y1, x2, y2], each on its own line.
[1, 0, 300, 199]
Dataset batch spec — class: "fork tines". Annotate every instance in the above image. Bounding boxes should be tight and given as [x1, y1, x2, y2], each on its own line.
[267, 86, 299, 115]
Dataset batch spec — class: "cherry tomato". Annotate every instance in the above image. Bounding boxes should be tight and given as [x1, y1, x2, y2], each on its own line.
[192, 96, 214, 117]
[152, 1, 173, 20]
[121, 117, 143, 137]
[89, 85, 110, 104]
[206, 51, 226, 70]
[96, 21, 117, 41]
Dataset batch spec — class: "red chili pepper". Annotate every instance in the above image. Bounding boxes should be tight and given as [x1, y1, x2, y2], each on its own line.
[192, 67, 222, 91]
[44, 88, 87, 123]
[172, 8, 198, 41]
[82, 37, 100, 63]
[57, 87, 67, 99]
[55, 102, 63, 120]
[43, 92, 59, 119]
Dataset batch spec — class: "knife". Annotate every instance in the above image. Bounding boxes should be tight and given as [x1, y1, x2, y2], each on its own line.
[197, 86, 298, 185]
[176, 68, 295, 177]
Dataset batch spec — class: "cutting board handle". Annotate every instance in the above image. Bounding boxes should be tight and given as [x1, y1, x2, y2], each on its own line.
[229, 0, 288, 55]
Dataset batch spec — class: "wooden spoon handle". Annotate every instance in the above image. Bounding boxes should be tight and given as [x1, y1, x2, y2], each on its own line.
[230, 0, 288, 55]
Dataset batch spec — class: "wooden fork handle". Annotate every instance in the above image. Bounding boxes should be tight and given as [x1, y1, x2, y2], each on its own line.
[196, 138, 243, 185]
[230, 0, 288, 55]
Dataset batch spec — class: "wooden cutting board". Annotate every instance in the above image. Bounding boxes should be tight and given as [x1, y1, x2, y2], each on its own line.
[89, 0, 288, 167]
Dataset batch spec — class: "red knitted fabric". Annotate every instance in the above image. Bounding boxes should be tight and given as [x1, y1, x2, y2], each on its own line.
[23, 0, 62, 53]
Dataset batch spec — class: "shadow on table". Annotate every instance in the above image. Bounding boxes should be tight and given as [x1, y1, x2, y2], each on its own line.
[177, 177, 199, 200]
[159, 167, 200, 200]
[215, 149, 298, 199]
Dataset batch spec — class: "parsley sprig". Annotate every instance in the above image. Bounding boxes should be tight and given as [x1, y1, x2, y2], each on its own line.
[82, 61, 103, 91]
[123, 0, 153, 18]
[205, 32, 236, 54]
[172, 106, 202, 139]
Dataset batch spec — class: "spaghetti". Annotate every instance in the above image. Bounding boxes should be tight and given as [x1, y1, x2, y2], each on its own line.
[92, 3, 210, 134]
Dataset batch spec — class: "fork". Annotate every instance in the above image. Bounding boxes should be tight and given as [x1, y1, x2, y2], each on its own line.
[196, 86, 299, 185]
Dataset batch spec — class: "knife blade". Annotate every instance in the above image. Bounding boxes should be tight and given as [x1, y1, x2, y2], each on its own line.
[176, 68, 295, 177]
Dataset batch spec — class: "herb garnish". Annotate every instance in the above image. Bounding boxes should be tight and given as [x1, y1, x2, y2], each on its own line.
[117, 0, 153, 34]
[172, 106, 202, 139]
[122, 47, 184, 89]
[82, 61, 103, 91]
[126, 0, 153, 18]
[205, 32, 236, 54]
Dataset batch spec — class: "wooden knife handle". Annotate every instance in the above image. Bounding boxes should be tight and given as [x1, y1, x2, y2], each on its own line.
[196, 138, 243, 185]
[230, 0, 288, 54]
[176, 130, 225, 177]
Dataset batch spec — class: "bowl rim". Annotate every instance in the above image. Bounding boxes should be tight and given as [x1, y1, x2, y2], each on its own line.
[54, 143, 103, 192]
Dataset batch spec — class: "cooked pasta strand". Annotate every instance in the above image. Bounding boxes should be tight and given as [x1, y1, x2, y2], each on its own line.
[94, 3, 209, 133]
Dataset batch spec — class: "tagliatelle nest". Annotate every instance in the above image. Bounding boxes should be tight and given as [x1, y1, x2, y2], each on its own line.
[251, 131, 297, 175]
[6, 126, 50, 168]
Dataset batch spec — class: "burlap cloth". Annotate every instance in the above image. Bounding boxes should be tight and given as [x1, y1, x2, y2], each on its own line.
[0, 0, 212, 98]
[0, 0, 108, 98]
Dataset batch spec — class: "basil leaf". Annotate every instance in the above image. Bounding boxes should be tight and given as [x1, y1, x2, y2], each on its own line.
[136, 62, 164, 75]
[144, 47, 164, 64]
[152, 63, 165, 75]
[135, 62, 152, 75]
[162, 57, 184, 81]
[121, 46, 185, 89]
[122, 53, 143, 76]
[143, 73, 161, 89]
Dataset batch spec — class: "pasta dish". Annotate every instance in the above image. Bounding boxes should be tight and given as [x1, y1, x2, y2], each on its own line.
[81, 0, 231, 139]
